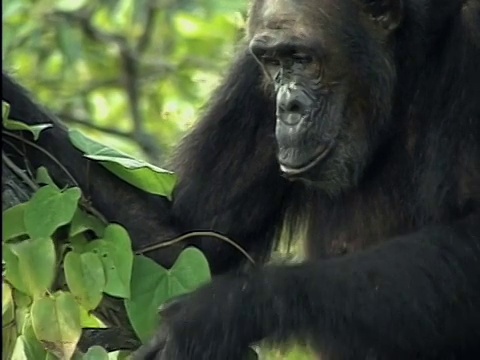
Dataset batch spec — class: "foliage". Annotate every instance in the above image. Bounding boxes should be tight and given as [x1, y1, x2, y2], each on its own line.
[2, 113, 211, 359]
[3, 0, 247, 164]
[68, 129, 176, 199]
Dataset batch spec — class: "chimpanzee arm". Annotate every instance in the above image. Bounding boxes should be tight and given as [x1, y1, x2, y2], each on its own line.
[2, 73, 183, 267]
[135, 212, 480, 360]
[169, 49, 292, 274]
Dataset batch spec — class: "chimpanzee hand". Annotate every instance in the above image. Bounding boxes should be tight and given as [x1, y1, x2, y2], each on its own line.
[132, 275, 260, 360]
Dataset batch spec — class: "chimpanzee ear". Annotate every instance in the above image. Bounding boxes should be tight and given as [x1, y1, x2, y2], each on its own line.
[360, 0, 403, 31]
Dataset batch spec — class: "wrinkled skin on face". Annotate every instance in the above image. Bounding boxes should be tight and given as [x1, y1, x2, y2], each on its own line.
[249, 0, 399, 194]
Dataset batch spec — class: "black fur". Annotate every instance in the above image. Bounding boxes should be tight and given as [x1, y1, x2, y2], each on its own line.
[135, 0, 480, 359]
[3, 0, 480, 359]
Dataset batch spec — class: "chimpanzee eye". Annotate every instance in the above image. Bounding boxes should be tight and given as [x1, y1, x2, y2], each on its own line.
[292, 53, 313, 64]
[261, 55, 281, 66]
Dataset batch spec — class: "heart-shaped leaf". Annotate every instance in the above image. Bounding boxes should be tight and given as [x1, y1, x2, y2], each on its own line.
[7, 237, 56, 298]
[85, 224, 133, 298]
[24, 185, 81, 239]
[64, 251, 106, 310]
[3, 203, 27, 241]
[31, 292, 81, 360]
[125, 248, 211, 342]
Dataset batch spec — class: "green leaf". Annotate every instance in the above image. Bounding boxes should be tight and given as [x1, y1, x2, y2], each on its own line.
[64, 252, 106, 310]
[68, 129, 177, 199]
[69, 233, 89, 253]
[2, 282, 16, 360]
[125, 248, 211, 342]
[13, 290, 33, 308]
[46, 353, 59, 360]
[14, 289, 32, 308]
[100, 161, 176, 200]
[3, 203, 27, 241]
[79, 307, 106, 329]
[83, 346, 109, 360]
[24, 185, 81, 239]
[3, 117, 52, 141]
[169, 247, 211, 290]
[31, 292, 82, 360]
[2, 282, 15, 325]
[125, 256, 168, 342]
[11, 313, 48, 360]
[2, 100, 10, 120]
[3, 244, 28, 293]
[107, 351, 127, 360]
[85, 224, 133, 298]
[35, 167, 59, 189]
[11, 335, 47, 360]
[69, 209, 105, 238]
[13, 290, 32, 333]
[6, 237, 56, 298]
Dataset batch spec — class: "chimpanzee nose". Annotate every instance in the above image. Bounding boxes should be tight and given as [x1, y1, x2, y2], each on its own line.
[276, 85, 311, 125]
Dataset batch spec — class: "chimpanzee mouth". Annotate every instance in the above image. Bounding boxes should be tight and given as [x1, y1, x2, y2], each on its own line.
[279, 142, 334, 176]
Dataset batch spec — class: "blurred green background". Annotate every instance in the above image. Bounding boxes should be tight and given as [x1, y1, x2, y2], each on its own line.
[3, 0, 247, 165]
[3, 0, 313, 358]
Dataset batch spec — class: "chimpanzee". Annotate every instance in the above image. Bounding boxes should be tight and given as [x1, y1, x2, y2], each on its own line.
[3, 0, 480, 359]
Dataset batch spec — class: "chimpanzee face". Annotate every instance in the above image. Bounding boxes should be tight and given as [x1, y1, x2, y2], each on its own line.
[249, 0, 402, 193]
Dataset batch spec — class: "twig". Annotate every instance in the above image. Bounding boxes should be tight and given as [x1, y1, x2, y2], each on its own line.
[136, 231, 256, 265]
[2, 138, 35, 179]
[4, 131, 108, 224]
[54, 10, 162, 161]
[2, 151, 39, 192]
[3, 131, 80, 187]
[136, 1, 158, 53]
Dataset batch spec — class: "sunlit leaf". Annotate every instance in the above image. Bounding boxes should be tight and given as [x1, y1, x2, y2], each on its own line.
[3, 117, 52, 141]
[2, 282, 16, 360]
[79, 307, 106, 329]
[12, 289, 32, 333]
[83, 346, 109, 360]
[31, 292, 82, 360]
[11, 335, 47, 360]
[24, 185, 81, 239]
[2, 282, 15, 326]
[2, 203, 28, 241]
[11, 315, 47, 360]
[2, 101, 10, 120]
[3, 245, 28, 294]
[68, 129, 176, 199]
[7, 237, 56, 298]
[64, 251, 106, 310]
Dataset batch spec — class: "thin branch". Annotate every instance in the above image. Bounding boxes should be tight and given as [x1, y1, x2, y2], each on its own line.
[2, 151, 39, 192]
[3, 131, 80, 187]
[54, 10, 162, 161]
[136, 231, 256, 265]
[136, 1, 159, 53]
[2, 138, 35, 179]
[4, 132, 109, 224]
